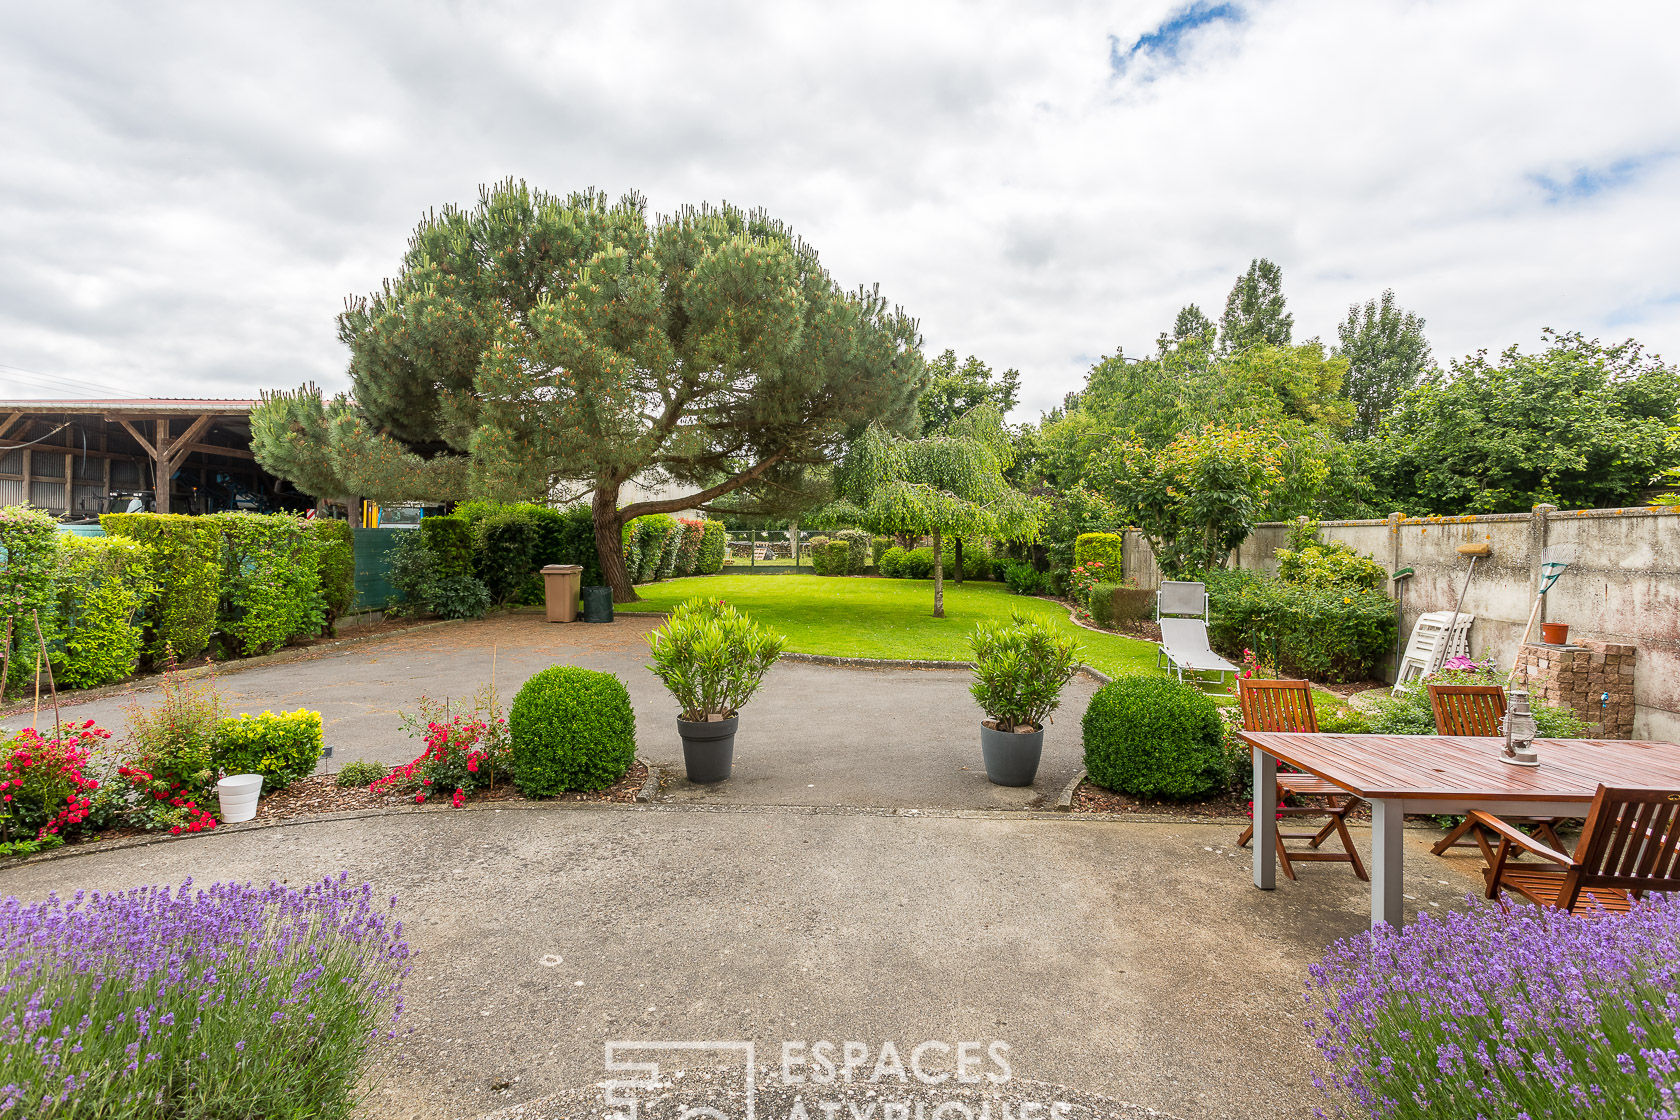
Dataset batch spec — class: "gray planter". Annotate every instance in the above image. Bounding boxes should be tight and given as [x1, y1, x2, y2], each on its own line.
[677, 715, 738, 783]
[980, 723, 1043, 787]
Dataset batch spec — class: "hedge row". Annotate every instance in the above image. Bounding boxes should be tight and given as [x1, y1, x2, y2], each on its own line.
[1203, 567, 1396, 684]
[0, 507, 355, 696]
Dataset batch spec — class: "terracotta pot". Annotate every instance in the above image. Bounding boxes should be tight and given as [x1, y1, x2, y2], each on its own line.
[1540, 621, 1570, 646]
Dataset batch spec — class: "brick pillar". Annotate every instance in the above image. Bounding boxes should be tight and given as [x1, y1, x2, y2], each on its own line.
[1513, 639, 1637, 739]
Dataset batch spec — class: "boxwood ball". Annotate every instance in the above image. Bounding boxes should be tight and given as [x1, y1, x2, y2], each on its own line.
[509, 666, 637, 795]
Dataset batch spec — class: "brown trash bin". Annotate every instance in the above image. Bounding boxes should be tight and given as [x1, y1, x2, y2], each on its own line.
[540, 564, 583, 622]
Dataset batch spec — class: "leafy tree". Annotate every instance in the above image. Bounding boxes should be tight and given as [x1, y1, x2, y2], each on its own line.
[1371, 330, 1680, 514]
[827, 406, 1037, 617]
[917, 350, 1021, 433]
[251, 181, 926, 601]
[1653, 428, 1680, 507]
[1086, 425, 1286, 578]
[1218, 258, 1293, 353]
[1336, 290, 1434, 438]
[1171, 303, 1216, 347]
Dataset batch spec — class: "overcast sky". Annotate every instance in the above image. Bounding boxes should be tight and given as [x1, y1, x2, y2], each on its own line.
[3, 0, 1679, 419]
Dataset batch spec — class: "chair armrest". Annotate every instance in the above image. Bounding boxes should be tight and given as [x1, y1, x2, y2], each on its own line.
[1467, 811, 1572, 866]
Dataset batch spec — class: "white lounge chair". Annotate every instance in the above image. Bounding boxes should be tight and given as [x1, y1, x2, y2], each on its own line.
[1155, 581, 1237, 687]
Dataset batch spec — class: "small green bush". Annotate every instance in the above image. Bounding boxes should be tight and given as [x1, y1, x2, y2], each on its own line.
[810, 539, 852, 576]
[311, 520, 356, 630]
[428, 574, 491, 619]
[833, 529, 872, 574]
[215, 708, 324, 791]
[1366, 669, 1587, 738]
[509, 666, 637, 794]
[472, 507, 540, 604]
[419, 516, 472, 580]
[871, 537, 892, 569]
[54, 535, 153, 689]
[645, 597, 785, 720]
[1002, 560, 1051, 596]
[101, 512, 221, 663]
[1083, 675, 1225, 800]
[879, 546, 907, 577]
[208, 512, 325, 656]
[697, 520, 727, 574]
[622, 519, 646, 583]
[901, 546, 936, 580]
[1074, 532, 1124, 571]
[969, 613, 1082, 730]
[335, 759, 386, 788]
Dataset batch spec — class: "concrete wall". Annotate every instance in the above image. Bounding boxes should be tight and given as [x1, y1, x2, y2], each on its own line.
[1122, 505, 1680, 742]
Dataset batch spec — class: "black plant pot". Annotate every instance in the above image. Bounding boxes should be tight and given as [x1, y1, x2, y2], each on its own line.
[980, 723, 1043, 787]
[677, 715, 739, 783]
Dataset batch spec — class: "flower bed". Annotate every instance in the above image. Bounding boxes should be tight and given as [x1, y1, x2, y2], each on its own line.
[1307, 896, 1680, 1119]
[0, 874, 409, 1118]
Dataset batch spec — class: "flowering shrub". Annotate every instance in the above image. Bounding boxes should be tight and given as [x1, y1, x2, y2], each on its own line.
[375, 687, 511, 807]
[121, 660, 227, 819]
[1066, 560, 1109, 609]
[113, 763, 219, 835]
[0, 721, 108, 841]
[0, 874, 410, 1118]
[1307, 896, 1680, 1119]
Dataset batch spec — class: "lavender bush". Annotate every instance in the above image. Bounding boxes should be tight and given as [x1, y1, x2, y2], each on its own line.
[0, 873, 410, 1118]
[1306, 896, 1680, 1119]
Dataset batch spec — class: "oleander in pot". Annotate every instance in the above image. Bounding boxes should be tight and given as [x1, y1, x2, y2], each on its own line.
[968, 613, 1082, 786]
[646, 597, 786, 783]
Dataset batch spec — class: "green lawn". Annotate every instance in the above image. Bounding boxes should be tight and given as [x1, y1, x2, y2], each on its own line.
[618, 574, 1165, 679]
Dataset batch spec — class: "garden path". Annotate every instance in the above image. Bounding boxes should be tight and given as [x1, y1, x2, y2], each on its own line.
[26, 612, 1101, 812]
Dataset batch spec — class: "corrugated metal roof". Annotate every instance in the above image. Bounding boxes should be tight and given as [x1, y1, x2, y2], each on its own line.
[0, 399, 258, 412]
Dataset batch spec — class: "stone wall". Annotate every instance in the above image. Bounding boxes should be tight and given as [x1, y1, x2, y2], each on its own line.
[1122, 505, 1680, 741]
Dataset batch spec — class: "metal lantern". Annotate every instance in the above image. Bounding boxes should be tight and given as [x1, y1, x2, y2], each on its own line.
[1501, 689, 1540, 766]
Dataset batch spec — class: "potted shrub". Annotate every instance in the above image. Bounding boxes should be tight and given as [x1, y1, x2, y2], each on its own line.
[968, 613, 1082, 786]
[646, 598, 786, 783]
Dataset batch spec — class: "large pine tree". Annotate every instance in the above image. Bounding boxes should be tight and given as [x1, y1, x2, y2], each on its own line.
[252, 181, 928, 600]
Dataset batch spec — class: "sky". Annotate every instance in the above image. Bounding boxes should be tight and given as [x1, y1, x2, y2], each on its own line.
[3, 0, 1679, 420]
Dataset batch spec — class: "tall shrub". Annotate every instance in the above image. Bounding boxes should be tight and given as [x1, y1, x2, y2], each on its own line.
[472, 507, 540, 604]
[634, 514, 677, 582]
[419, 515, 471, 579]
[54, 535, 153, 689]
[674, 518, 706, 576]
[833, 528, 872, 574]
[311, 519, 356, 631]
[101, 513, 221, 662]
[208, 512, 325, 657]
[0, 505, 61, 691]
[1073, 532, 1124, 571]
[654, 520, 683, 580]
[622, 519, 646, 584]
[696, 520, 727, 575]
[1207, 573, 1394, 683]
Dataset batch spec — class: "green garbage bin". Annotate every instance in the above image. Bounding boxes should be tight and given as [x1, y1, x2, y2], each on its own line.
[582, 585, 614, 624]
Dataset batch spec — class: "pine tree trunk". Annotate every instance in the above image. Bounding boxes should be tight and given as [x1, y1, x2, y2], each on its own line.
[592, 484, 639, 603]
[931, 528, 945, 618]
[953, 537, 964, 585]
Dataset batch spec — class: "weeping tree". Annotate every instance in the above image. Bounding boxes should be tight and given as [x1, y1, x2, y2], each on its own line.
[250, 180, 927, 601]
[826, 406, 1038, 617]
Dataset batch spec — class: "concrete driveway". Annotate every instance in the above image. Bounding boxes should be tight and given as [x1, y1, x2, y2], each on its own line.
[0, 803, 1474, 1120]
[20, 612, 1099, 811]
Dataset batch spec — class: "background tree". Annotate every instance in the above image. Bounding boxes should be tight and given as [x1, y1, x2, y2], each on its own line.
[1086, 425, 1286, 578]
[1171, 303, 1216, 347]
[917, 349, 1021, 433]
[1370, 330, 1680, 514]
[1335, 290, 1434, 438]
[251, 181, 927, 601]
[827, 406, 1037, 617]
[1218, 257, 1293, 353]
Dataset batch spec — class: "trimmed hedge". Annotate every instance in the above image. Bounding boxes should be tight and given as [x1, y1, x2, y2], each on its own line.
[207, 512, 324, 657]
[633, 515, 677, 582]
[310, 520, 356, 628]
[879, 546, 907, 577]
[214, 708, 324, 792]
[833, 529, 871, 575]
[871, 536, 892, 569]
[901, 546, 936, 580]
[101, 513, 221, 663]
[622, 519, 646, 582]
[654, 521, 683, 580]
[419, 515, 471, 580]
[1082, 675, 1225, 800]
[697, 520, 726, 574]
[810, 539, 851, 576]
[674, 518, 706, 576]
[54, 535, 153, 689]
[1205, 569, 1395, 683]
[1087, 584, 1154, 629]
[472, 508, 540, 604]
[0, 506, 61, 690]
[509, 666, 637, 795]
[1074, 532, 1124, 571]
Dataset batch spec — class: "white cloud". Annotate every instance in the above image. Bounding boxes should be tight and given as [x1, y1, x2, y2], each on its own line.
[2, 0, 1678, 417]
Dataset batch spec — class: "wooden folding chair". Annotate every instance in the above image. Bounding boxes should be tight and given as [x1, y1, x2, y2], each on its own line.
[1235, 679, 1367, 881]
[1428, 684, 1565, 860]
[1476, 786, 1680, 915]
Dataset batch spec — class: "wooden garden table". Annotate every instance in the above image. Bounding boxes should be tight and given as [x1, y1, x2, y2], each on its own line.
[1237, 732, 1680, 929]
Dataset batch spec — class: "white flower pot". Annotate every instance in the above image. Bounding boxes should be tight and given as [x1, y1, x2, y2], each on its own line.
[216, 773, 264, 823]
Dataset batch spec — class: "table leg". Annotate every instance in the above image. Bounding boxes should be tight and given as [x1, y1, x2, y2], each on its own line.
[1253, 750, 1277, 890]
[1371, 799, 1404, 929]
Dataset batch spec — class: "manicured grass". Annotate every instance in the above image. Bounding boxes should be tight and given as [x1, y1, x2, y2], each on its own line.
[619, 574, 1165, 679]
